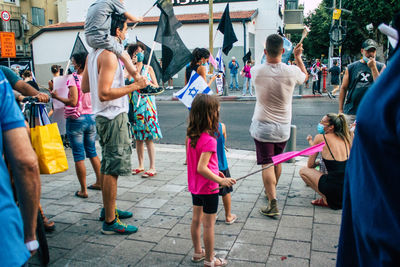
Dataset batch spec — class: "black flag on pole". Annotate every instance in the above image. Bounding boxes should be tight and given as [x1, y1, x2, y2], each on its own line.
[242, 50, 252, 64]
[136, 37, 163, 83]
[154, 0, 192, 83]
[70, 33, 88, 59]
[217, 4, 238, 56]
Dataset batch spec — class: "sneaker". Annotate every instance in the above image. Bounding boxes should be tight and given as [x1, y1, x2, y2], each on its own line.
[139, 85, 164, 96]
[101, 218, 138, 235]
[327, 92, 333, 99]
[99, 208, 133, 221]
[259, 199, 280, 217]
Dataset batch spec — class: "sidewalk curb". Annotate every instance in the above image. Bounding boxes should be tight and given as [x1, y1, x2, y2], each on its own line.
[155, 94, 326, 101]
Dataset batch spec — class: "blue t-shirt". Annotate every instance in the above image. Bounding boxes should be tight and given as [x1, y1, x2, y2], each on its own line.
[0, 65, 22, 88]
[0, 70, 31, 266]
[337, 48, 400, 266]
[229, 61, 239, 74]
[216, 123, 228, 171]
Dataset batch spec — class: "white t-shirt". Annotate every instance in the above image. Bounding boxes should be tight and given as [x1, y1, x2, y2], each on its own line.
[250, 62, 305, 142]
[88, 49, 129, 120]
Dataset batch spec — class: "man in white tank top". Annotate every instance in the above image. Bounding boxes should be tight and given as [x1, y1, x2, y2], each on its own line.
[82, 14, 146, 235]
[250, 34, 308, 217]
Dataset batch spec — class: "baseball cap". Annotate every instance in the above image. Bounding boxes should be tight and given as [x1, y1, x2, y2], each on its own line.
[362, 39, 377, 50]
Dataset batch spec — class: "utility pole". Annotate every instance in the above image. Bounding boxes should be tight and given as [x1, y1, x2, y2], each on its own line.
[328, 0, 336, 68]
[209, 0, 214, 73]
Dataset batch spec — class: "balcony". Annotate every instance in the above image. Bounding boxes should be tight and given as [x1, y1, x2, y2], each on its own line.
[284, 9, 304, 33]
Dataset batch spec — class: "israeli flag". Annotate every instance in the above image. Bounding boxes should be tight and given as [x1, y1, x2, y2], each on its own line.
[215, 48, 225, 74]
[174, 71, 212, 109]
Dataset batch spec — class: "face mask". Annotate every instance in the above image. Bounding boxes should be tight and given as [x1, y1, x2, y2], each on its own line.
[136, 52, 145, 62]
[362, 55, 369, 64]
[202, 62, 208, 66]
[69, 66, 75, 74]
[122, 32, 130, 47]
[317, 123, 325, 134]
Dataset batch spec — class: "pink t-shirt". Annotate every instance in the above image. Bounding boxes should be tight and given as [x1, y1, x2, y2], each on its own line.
[243, 65, 252, 78]
[187, 132, 219, 194]
[66, 74, 92, 115]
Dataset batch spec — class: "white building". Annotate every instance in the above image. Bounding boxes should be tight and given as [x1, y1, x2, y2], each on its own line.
[31, 0, 285, 87]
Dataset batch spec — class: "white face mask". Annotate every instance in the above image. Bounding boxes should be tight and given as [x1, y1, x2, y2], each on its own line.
[122, 32, 130, 47]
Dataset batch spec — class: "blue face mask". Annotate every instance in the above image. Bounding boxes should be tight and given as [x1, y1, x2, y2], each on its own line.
[202, 62, 208, 66]
[69, 66, 75, 74]
[317, 123, 325, 134]
[136, 52, 145, 62]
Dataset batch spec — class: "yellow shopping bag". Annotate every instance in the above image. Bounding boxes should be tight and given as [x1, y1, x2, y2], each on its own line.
[31, 123, 68, 174]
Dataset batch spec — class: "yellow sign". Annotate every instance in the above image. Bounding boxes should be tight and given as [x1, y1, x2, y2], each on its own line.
[0, 32, 16, 58]
[333, 9, 342, 20]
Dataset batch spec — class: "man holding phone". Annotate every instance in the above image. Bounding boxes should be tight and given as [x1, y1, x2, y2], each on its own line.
[339, 39, 386, 124]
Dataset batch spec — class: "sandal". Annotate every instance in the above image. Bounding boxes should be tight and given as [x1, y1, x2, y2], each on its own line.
[204, 257, 227, 267]
[132, 168, 144, 175]
[225, 214, 237, 225]
[87, 184, 101, 190]
[142, 171, 157, 178]
[75, 191, 88, 198]
[191, 249, 205, 262]
[311, 198, 329, 207]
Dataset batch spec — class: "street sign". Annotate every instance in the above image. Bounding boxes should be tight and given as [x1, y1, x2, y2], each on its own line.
[333, 9, 342, 20]
[0, 32, 16, 58]
[1, 11, 10, 22]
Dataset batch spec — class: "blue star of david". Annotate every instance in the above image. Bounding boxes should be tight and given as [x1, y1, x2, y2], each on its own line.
[188, 87, 199, 98]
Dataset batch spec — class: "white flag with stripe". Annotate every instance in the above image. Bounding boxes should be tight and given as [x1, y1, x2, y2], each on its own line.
[215, 48, 225, 74]
[173, 71, 212, 109]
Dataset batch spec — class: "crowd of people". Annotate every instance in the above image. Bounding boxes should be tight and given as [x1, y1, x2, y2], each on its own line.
[1, 0, 398, 265]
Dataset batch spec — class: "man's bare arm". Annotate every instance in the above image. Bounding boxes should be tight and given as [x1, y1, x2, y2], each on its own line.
[338, 69, 350, 113]
[81, 57, 90, 93]
[97, 51, 146, 102]
[14, 80, 49, 102]
[4, 127, 40, 243]
[293, 44, 309, 82]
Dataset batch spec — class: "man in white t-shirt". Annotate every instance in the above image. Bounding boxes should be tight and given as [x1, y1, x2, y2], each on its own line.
[249, 34, 307, 217]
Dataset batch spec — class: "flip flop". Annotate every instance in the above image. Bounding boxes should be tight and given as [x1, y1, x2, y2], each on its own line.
[311, 198, 329, 207]
[142, 171, 157, 178]
[75, 191, 88, 198]
[132, 168, 144, 175]
[87, 184, 101, 190]
[225, 214, 238, 225]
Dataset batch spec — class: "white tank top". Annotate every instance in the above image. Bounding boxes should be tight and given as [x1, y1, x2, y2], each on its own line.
[88, 49, 129, 120]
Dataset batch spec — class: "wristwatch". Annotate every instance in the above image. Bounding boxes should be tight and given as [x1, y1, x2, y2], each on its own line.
[25, 240, 39, 251]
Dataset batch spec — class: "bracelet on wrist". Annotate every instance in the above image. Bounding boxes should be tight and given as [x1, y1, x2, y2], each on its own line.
[25, 240, 39, 251]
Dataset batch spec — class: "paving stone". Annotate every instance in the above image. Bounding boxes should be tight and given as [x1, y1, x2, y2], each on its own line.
[53, 195, 85, 206]
[156, 204, 191, 217]
[312, 224, 340, 253]
[51, 211, 86, 224]
[168, 196, 192, 206]
[128, 184, 158, 194]
[128, 207, 157, 219]
[166, 223, 191, 239]
[271, 239, 311, 259]
[105, 240, 155, 265]
[41, 204, 73, 216]
[48, 231, 89, 249]
[310, 251, 337, 267]
[41, 189, 70, 200]
[136, 252, 185, 267]
[285, 197, 315, 207]
[136, 198, 169, 208]
[29, 247, 69, 265]
[152, 236, 193, 254]
[64, 242, 112, 262]
[215, 221, 244, 235]
[276, 226, 312, 242]
[64, 219, 102, 235]
[216, 209, 250, 223]
[86, 232, 127, 247]
[142, 215, 180, 229]
[267, 255, 309, 266]
[127, 226, 169, 243]
[231, 192, 260, 203]
[243, 217, 279, 232]
[234, 185, 263, 194]
[314, 209, 342, 225]
[230, 201, 255, 212]
[226, 260, 265, 267]
[147, 190, 179, 200]
[228, 243, 270, 263]
[214, 234, 237, 250]
[236, 229, 274, 246]
[51, 258, 94, 267]
[115, 199, 135, 210]
[68, 202, 102, 214]
[283, 205, 314, 217]
[158, 184, 186, 193]
[44, 222, 71, 237]
[118, 191, 148, 202]
[279, 215, 313, 229]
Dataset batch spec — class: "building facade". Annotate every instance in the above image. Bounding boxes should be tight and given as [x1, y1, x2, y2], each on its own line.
[32, 0, 287, 87]
[0, 0, 58, 63]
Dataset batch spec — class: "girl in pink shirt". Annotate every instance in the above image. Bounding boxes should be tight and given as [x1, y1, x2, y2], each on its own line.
[186, 94, 236, 267]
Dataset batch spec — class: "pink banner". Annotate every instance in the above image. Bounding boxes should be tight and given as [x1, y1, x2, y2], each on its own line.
[272, 142, 325, 165]
[209, 54, 218, 69]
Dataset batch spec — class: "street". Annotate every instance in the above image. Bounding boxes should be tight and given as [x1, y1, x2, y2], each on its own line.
[156, 97, 339, 151]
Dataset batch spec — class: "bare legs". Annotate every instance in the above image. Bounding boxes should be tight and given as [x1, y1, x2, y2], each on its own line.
[262, 163, 282, 200]
[75, 156, 102, 196]
[191, 206, 217, 262]
[102, 174, 118, 223]
[299, 166, 328, 203]
[135, 139, 156, 173]
[222, 193, 235, 222]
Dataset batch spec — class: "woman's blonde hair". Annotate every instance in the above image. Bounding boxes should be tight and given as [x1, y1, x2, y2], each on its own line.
[326, 113, 351, 146]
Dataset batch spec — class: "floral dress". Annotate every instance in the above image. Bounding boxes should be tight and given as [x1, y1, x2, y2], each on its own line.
[128, 67, 163, 141]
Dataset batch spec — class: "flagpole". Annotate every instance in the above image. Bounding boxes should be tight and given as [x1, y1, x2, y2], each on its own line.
[209, 0, 214, 74]
[131, 0, 160, 30]
[137, 41, 156, 108]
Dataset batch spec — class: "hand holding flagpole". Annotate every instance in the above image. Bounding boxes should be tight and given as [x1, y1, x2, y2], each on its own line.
[298, 26, 311, 45]
[131, 0, 162, 30]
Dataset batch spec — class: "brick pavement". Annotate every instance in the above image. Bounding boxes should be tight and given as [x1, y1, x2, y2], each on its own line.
[30, 144, 341, 266]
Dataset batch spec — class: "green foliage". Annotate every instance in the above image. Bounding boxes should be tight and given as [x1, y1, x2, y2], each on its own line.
[303, 0, 400, 58]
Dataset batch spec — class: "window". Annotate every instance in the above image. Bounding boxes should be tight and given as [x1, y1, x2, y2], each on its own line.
[32, 7, 45, 26]
[10, 19, 21, 38]
[285, 0, 298, 10]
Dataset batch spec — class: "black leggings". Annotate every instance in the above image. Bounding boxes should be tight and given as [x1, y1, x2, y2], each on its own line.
[192, 193, 219, 214]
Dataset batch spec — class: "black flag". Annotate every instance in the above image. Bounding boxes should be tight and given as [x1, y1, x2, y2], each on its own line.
[70, 33, 88, 59]
[217, 4, 238, 56]
[136, 38, 163, 84]
[242, 50, 252, 64]
[155, 0, 192, 82]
